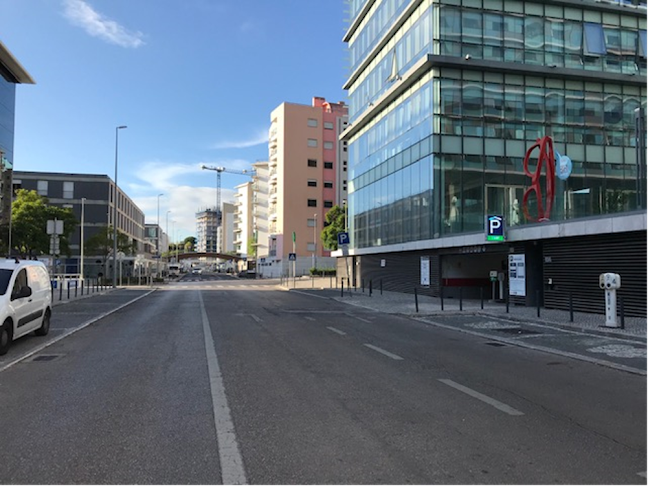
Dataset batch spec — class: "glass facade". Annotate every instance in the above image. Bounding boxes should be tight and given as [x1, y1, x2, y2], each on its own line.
[345, 0, 647, 250]
[0, 76, 16, 166]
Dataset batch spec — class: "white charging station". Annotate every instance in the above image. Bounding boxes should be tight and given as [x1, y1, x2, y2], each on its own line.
[599, 273, 621, 328]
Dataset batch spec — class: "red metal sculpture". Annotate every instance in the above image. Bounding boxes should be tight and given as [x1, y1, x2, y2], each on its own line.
[522, 136, 556, 222]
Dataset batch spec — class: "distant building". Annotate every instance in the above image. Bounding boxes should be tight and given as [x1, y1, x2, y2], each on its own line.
[263, 97, 349, 276]
[0, 41, 35, 229]
[195, 208, 219, 253]
[218, 202, 235, 254]
[13, 171, 150, 276]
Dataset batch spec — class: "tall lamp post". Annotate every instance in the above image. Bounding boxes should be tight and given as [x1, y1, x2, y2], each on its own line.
[113, 125, 127, 288]
[156, 193, 163, 276]
[80, 197, 86, 282]
[312, 213, 317, 270]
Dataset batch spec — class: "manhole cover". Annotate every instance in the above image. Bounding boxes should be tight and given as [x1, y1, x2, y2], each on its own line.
[492, 328, 542, 336]
[30, 355, 62, 362]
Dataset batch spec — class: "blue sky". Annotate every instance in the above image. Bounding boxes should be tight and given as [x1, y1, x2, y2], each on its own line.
[2, 0, 348, 241]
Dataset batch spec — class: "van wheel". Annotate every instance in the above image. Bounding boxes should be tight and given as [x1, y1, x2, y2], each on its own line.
[34, 310, 51, 336]
[0, 320, 12, 355]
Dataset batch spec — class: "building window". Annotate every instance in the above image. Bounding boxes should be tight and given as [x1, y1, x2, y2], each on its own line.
[37, 180, 48, 196]
[307, 138, 318, 147]
[307, 118, 318, 127]
[324, 121, 334, 129]
[307, 180, 317, 187]
[63, 181, 74, 199]
[307, 199, 317, 207]
[584, 23, 607, 56]
[324, 161, 333, 169]
[324, 200, 333, 208]
[324, 141, 334, 150]
[324, 181, 333, 189]
[308, 159, 317, 167]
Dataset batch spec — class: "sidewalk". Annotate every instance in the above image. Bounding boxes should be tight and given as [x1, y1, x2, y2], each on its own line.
[280, 278, 646, 343]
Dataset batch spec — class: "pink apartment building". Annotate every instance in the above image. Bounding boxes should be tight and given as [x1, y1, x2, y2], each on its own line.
[266, 97, 348, 275]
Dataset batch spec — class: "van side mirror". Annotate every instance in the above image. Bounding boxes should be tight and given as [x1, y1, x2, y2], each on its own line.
[11, 286, 32, 300]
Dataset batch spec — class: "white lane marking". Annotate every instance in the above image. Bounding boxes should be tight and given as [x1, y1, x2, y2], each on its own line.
[249, 314, 261, 323]
[327, 326, 346, 336]
[363, 343, 404, 360]
[637, 471, 646, 478]
[0, 290, 155, 374]
[438, 379, 524, 416]
[304, 316, 316, 321]
[355, 316, 371, 323]
[199, 292, 247, 485]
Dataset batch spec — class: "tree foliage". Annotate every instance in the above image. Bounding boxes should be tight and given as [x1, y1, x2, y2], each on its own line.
[9, 189, 77, 257]
[84, 226, 137, 263]
[183, 236, 196, 252]
[320, 205, 346, 251]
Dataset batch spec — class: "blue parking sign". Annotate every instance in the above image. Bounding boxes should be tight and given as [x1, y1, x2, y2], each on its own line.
[337, 232, 350, 246]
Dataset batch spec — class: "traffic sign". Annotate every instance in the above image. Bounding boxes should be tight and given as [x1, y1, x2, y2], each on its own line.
[485, 215, 505, 241]
[337, 232, 350, 246]
[288, 253, 296, 261]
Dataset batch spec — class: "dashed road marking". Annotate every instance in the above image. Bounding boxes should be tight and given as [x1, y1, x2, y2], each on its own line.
[363, 343, 403, 360]
[304, 316, 316, 321]
[327, 326, 346, 336]
[438, 379, 524, 416]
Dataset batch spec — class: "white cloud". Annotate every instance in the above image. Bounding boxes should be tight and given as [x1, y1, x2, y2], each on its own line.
[62, 0, 145, 48]
[128, 160, 251, 240]
[211, 130, 268, 149]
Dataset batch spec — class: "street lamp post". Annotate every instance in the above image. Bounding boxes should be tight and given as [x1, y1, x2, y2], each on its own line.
[156, 193, 163, 276]
[312, 213, 317, 271]
[113, 125, 127, 289]
[80, 197, 86, 282]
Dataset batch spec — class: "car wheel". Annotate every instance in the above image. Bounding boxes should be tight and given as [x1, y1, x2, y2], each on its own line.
[0, 319, 12, 355]
[34, 310, 51, 336]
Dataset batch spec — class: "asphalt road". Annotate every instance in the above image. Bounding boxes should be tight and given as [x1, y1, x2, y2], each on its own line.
[0, 278, 644, 484]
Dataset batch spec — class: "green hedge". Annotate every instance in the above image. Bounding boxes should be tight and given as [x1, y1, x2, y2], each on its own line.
[309, 267, 336, 276]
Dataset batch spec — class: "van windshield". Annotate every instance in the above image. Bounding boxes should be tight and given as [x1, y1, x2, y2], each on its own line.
[0, 269, 13, 295]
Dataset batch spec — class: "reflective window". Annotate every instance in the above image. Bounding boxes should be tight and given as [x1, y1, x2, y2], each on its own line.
[584, 23, 607, 55]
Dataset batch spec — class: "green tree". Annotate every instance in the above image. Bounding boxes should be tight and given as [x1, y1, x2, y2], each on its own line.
[320, 205, 346, 251]
[85, 226, 137, 271]
[10, 189, 77, 257]
[183, 236, 196, 252]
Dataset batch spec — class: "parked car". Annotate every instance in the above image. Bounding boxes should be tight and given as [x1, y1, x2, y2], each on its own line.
[0, 258, 53, 355]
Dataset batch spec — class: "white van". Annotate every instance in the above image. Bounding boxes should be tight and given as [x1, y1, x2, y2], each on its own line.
[0, 258, 53, 355]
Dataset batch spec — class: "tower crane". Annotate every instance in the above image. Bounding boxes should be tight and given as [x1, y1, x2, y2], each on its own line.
[200, 165, 255, 214]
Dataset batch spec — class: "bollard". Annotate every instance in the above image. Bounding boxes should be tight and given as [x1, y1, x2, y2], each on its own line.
[440, 286, 444, 311]
[67, 281, 71, 300]
[341, 280, 344, 297]
[569, 291, 574, 322]
[459, 287, 463, 311]
[619, 296, 625, 329]
[480, 287, 484, 310]
[362, 279, 365, 293]
[75, 282, 78, 298]
[51, 283, 54, 300]
[506, 290, 509, 314]
[414, 287, 419, 313]
[536, 290, 541, 318]
[81, 280, 84, 296]
[369, 279, 372, 297]
[380, 279, 383, 295]
[59, 281, 63, 301]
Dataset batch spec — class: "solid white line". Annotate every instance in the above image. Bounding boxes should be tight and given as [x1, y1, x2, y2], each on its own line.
[363, 343, 404, 360]
[199, 292, 247, 485]
[304, 316, 316, 321]
[327, 326, 346, 336]
[438, 379, 524, 416]
[249, 314, 261, 323]
[637, 471, 646, 478]
[354, 316, 371, 323]
[0, 290, 155, 374]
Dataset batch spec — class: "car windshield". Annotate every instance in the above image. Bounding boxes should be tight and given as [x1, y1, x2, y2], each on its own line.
[0, 269, 13, 295]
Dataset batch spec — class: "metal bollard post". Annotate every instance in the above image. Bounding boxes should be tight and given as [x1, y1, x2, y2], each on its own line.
[414, 287, 419, 313]
[341, 280, 344, 297]
[506, 290, 509, 314]
[75, 282, 78, 298]
[440, 286, 444, 311]
[59, 281, 63, 301]
[459, 287, 463, 311]
[569, 291, 574, 322]
[619, 296, 625, 329]
[369, 279, 372, 297]
[536, 290, 541, 318]
[362, 279, 365, 293]
[380, 279, 383, 295]
[67, 281, 71, 300]
[480, 287, 484, 310]
[81, 280, 84, 296]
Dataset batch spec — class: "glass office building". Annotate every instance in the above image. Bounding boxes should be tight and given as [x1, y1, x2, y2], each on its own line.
[341, 0, 647, 315]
